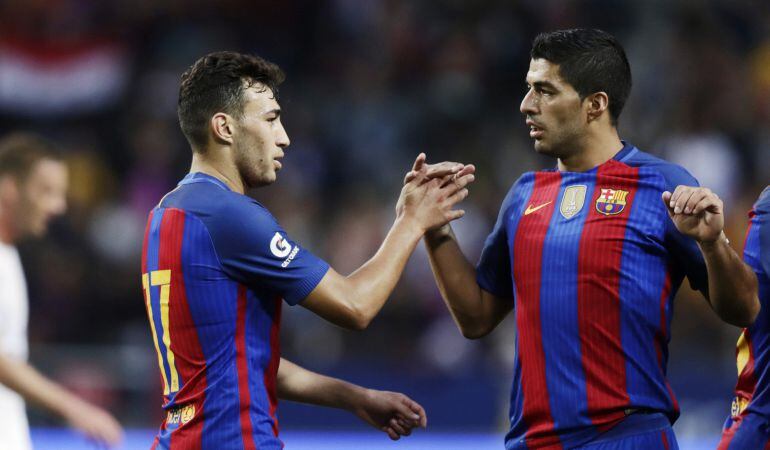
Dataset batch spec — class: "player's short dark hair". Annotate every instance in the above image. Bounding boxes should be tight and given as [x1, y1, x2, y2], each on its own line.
[0, 133, 62, 181]
[177, 51, 285, 150]
[531, 28, 632, 125]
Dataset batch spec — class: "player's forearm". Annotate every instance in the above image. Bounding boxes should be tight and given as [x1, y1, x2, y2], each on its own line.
[424, 225, 491, 338]
[341, 216, 423, 327]
[276, 358, 364, 412]
[0, 354, 84, 419]
[699, 233, 760, 327]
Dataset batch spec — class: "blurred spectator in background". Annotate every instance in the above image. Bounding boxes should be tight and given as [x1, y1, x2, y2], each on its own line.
[0, 133, 123, 449]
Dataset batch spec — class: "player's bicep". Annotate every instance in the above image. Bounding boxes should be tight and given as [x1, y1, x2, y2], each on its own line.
[301, 269, 362, 329]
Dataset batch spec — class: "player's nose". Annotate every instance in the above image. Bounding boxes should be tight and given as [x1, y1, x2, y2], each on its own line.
[276, 124, 290, 148]
[520, 89, 537, 115]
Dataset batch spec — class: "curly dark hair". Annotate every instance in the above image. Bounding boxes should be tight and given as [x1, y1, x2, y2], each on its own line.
[177, 51, 285, 150]
[531, 29, 632, 125]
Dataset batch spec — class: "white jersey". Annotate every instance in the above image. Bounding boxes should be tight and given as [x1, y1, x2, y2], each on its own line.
[0, 242, 32, 450]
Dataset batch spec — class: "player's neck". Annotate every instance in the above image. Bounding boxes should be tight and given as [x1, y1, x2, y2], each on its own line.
[557, 130, 623, 172]
[190, 152, 245, 194]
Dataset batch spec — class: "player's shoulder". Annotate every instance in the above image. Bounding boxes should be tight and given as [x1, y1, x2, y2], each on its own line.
[755, 186, 770, 213]
[619, 144, 699, 188]
[499, 172, 537, 211]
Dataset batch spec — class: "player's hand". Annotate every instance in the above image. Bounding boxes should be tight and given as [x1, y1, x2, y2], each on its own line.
[351, 389, 427, 440]
[403, 153, 476, 186]
[662, 185, 724, 244]
[396, 154, 475, 233]
[63, 399, 124, 448]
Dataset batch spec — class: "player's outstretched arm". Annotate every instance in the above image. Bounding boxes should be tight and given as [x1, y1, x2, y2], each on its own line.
[301, 153, 475, 330]
[276, 358, 426, 440]
[424, 224, 512, 338]
[664, 186, 760, 327]
[0, 353, 123, 447]
[407, 156, 513, 339]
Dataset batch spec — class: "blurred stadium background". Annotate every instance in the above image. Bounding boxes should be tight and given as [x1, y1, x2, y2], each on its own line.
[1, 0, 769, 448]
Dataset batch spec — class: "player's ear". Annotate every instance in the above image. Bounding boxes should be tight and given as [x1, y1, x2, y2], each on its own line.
[585, 92, 609, 123]
[211, 112, 235, 145]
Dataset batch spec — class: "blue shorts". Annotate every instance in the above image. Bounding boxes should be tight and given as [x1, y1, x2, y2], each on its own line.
[575, 412, 677, 450]
[718, 412, 770, 449]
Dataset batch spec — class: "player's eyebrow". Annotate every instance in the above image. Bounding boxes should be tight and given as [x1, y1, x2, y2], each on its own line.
[531, 80, 558, 91]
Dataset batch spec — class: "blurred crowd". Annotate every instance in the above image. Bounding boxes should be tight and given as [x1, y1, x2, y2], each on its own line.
[1, 0, 769, 434]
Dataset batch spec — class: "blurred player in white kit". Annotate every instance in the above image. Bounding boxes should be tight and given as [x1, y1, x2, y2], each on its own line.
[0, 133, 123, 449]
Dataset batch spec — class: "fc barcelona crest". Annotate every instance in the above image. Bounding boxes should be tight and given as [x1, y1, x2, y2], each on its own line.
[595, 188, 628, 215]
[560, 185, 586, 219]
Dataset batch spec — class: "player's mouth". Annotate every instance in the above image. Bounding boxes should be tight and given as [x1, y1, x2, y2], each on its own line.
[526, 120, 544, 139]
[274, 155, 283, 170]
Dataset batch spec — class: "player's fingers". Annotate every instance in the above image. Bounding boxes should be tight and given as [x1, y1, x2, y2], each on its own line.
[692, 194, 721, 215]
[661, 191, 675, 216]
[411, 153, 426, 172]
[442, 173, 476, 195]
[683, 189, 709, 215]
[434, 173, 453, 188]
[456, 164, 476, 178]
[425, 161, 464, 180]
[389, 418, 409, 436]
[396, 418, 414, 435]
[404, 170, 417, 185]
[446, 188, 469, 206]
[390, 396, 422, 423]
[446, 209, 466, 221]
[402, 397, 428, 427]
[671, 186, 696, 214]
[383, 426, 400, 440]
[668, 185, 688, 210]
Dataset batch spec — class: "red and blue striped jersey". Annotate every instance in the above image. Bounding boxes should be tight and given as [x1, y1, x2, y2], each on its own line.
[722, 187, 770, 434]
[141, 173, 329, 450]
[476, 144, 708, 449]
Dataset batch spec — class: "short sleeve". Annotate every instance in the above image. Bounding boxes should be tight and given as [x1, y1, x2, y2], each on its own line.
[757, 190, 770, 277]
[476, 184, 518, 298]
[205, 198, 329, 305]
[658, 164, 708, 293]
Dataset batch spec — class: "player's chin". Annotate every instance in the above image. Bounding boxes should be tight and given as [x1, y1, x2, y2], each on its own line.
[532, 139, 550, 154]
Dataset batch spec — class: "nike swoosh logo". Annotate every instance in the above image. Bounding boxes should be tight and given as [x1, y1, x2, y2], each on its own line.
[524, 201, 552, 215]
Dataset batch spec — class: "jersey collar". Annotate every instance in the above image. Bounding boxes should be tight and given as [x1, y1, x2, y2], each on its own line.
[179, 172, 233, 191]
[612, 140, 637, 163]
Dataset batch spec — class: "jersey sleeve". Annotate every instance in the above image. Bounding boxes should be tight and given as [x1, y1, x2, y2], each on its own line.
[758, 190, 770, 277]
[476, 183, 518, 298]
[657, 164, 708, 293]
[205, 198, 329, 305]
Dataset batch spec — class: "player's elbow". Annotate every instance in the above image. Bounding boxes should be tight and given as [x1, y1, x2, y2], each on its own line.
[734, 295, 760, 328]
[348, 313, 372, 331]
[458, 320, 494, 340]
[340, 301, 374, 331]
[460, 327, 489, 340]
[717, 295, 760, 328]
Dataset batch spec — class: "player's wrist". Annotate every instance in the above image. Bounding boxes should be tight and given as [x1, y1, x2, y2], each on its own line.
[424, 224, 452, 246]
[697, 230, 729, 249]
[394, 214, 426, 237]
